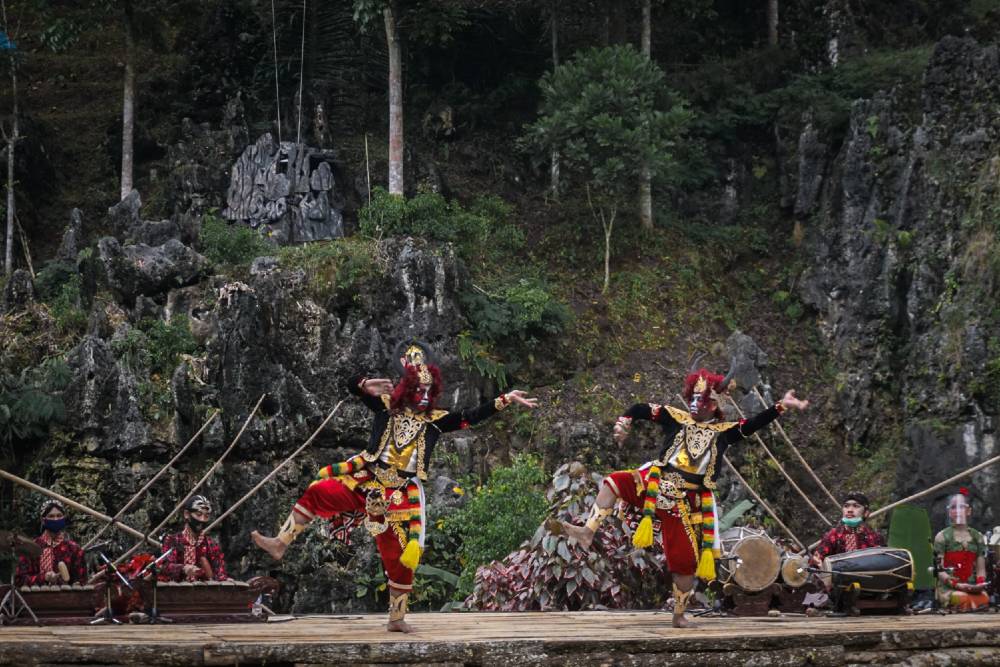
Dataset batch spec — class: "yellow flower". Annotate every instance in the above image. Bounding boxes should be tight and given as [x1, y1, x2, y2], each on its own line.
[633, 373, 642, 383]
[452, 486, 464, 496]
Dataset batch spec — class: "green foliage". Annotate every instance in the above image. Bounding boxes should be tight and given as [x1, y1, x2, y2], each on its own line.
[0, 357, 71, 448]
[461, 279, 570, 346]
[34, 261, 87, 334]
[523, 45, 693, 200]
[467, 462, 667, 611]
[358, 188, 521, 260]
[144, 317, 197, 377]
[197, 213, 272, 267]
[111, 317, 197, 377]
[457, 278, 569, 387]
[447, 454, 549, 597]
[457, 332, 509, 391]
[277, 237, 385, 304]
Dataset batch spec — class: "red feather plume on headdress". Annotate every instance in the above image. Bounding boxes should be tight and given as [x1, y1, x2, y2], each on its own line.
[959, 486, 970, 496]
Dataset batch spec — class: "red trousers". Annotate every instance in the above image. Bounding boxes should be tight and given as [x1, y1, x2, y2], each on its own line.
[606, 469, 700, 575]
[294, 477, 414, 592]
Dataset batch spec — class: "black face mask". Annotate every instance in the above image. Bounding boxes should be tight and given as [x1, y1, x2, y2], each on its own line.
[188, 519, 209, 534]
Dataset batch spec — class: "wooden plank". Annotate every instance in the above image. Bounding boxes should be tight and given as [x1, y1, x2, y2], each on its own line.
[2, 612, 1000, 666]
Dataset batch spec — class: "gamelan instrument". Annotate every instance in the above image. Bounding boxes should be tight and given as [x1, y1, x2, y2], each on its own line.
[0, 584, 96, 621]
[717, 527, 781, 593]
[779, 552, 810, 589]
[821, 546, 914, 594]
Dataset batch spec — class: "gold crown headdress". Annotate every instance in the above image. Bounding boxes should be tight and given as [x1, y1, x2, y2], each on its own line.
[395, 340, 437, 385]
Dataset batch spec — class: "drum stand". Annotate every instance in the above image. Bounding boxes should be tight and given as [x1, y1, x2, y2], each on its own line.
[0, 546, 39, 626]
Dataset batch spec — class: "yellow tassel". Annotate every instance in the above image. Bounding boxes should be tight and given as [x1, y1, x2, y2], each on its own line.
[399, 539, 422, 571]
[632, 515, 654, 549]
[696, 548, 716, 582]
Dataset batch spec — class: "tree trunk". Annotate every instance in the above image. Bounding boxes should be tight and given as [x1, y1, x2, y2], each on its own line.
[768, 0, 779, 46]
[602, 206, 616, 294]
[638, 0, 653, 230]
[549, 1, 559, 200]
[3, 0, 17, 276]
[384, 0, 404, 196]
[120, 0, 135, 200]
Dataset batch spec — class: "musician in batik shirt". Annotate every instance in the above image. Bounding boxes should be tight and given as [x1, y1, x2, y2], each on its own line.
[554, 363, 809, 628]
[934, 488, 988, 611]
[252, 340, 538, 633]
[811, 492, 885, 569]
[160, 495, 228, 582]
[16, 499, 87, 586]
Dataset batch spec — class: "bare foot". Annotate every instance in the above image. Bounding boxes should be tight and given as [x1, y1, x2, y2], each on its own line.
[387, 619, 414, 633]
[672, 613, 696, 628]
[546, 519, 595, 549]
[251, 530, 287, 561]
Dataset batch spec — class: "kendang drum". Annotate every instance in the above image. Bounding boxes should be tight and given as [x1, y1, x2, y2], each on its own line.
[717, 527, 781, 593]
[779, 552, 810, 589]
[821, 547, 914, 593]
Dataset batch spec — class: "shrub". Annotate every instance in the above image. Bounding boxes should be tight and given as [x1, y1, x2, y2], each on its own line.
[143, 316, 198, 376]
[198, 213, 272, 267]
[446, 454, 549, 597]
[461, 279, 570, 346]
[34, 261, 87, 334]
[0, 357, 71, 449]
[466, 462, 668, 611]
[358, 188, 522, 260]
[277, 237, 385, 303]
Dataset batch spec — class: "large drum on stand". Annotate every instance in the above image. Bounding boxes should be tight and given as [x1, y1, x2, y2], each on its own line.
[821, 547, 914, 593]
[717, 527, 781, 593]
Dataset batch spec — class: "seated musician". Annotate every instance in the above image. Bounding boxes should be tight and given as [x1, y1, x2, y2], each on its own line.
[160, 495, 228, 582]
[934, 488, 988, 611]
[811, 491, 884, 575]
[15, 499, 87, 586]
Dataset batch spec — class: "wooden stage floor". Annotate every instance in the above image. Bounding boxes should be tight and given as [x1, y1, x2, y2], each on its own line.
[3, 611, 1000, 666]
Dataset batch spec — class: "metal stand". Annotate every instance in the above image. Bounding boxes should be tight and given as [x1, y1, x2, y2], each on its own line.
[91, 577, 122, 625]
[138, 549, 174, 624]
[0, 547, 39, 626]
[91, 552, 130, 625]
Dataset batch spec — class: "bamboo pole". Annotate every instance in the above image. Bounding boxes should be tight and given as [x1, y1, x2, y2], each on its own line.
[751, 386, 840, 509]
[803, 446, 1000, 552]
[722, 454, 806, 551]
[204, 399, 345, 534]
[805, 448, 1000, 552]
[83, 409, 219, 549]
[0, 468, 160, 547]
[669, 396, 806, 550]
[724, 395, 833, 527]
[115, 394, 266, 564]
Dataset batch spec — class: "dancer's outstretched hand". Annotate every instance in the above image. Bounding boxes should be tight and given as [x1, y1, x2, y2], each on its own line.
[362, 378, 393, 396]
[507, 390, 538, 409]
[780, 390, 809, 411]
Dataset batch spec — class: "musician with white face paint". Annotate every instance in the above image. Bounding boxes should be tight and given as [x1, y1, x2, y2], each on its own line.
[933, 487, 989, 611]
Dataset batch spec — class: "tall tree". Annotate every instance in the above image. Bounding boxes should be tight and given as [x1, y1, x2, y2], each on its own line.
[120, 0, 135, 200]
[384, 0, 403, 195]
[549, 0, 560, 199]
[767, 0, 778, 46]
[355, 0, 405, 195]
[524, 46, 692, 293]
[1, 0, 18, 276]
[638, 0, 653, 230]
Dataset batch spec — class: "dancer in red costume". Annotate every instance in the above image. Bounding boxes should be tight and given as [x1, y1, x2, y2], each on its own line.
[554, 359, 808, 627]
[252, 340, 537, 632]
